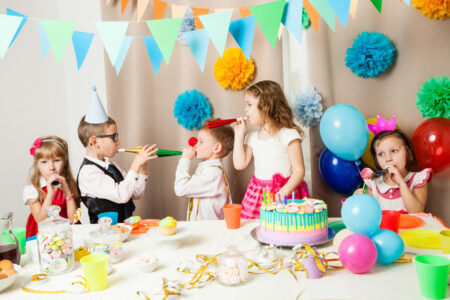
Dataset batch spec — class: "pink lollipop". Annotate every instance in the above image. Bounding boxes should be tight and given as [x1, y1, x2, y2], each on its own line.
[360, 168, 373, 180]
[73, 208, 81, 223]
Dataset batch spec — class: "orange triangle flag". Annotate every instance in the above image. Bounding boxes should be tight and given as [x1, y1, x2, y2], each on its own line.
[153, 0, 167, 20]
[304, 0, 320, 32]
[239, 7, 252, 18]
[192, 8, 210, 29]
[121, 0, 130, 14]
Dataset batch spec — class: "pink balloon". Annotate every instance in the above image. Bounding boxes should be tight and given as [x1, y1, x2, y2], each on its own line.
[339, 234, 377, 274]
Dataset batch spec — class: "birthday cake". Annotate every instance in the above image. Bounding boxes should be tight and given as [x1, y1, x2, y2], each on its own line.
[258, 198, 328, 246]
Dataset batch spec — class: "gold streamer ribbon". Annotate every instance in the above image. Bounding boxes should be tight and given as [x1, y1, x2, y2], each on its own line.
[21, 274, 87, 294]
[178, 254, 219, 289]
[247, 257, 284, 275]
[393, 254, 412, 264]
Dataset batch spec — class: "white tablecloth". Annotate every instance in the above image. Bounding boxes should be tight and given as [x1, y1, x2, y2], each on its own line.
[2, 216, 449, 300]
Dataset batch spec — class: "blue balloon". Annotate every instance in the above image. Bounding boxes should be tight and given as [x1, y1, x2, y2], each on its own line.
[319, 148, 363, 194]
[371, 229, 405, 264]
[341, 194, 382, 237]
[319, 104, 369, 161]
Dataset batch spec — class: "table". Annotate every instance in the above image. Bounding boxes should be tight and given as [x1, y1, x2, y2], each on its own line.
[2, 216, 449, 300]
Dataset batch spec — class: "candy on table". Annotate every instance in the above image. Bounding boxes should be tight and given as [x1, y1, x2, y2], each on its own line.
[125, 216, 142, 228]
[37, 232, 73, 274]
[218, 262, 248, 285]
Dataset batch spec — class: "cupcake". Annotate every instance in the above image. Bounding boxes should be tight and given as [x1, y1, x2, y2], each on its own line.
[159, 217, 177, 236]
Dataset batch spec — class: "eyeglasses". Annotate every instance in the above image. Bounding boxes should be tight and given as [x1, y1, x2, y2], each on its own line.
[96, 133, 119, 142]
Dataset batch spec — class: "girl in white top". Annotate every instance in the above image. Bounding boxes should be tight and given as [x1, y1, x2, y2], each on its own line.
[234, 80, 309, 219]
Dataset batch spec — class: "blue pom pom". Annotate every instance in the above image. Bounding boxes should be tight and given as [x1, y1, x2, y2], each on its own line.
[173, 90, 211, 130]
[177, 7, 195, 46]
[293, 86, 323, 127]
[345, 32, 396, 78]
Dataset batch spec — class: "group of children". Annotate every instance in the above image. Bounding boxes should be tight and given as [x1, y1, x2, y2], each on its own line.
[23, 81, 431, 237]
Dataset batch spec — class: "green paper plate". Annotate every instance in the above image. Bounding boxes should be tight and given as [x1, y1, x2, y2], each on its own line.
[329, 220, 346, 234]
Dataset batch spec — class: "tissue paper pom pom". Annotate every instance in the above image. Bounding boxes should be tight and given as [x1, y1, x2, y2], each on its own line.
[302, 7, 311, 30]
[293, 86, 323, 127]
[214, 48, 255, 90]
[173, 90, 212, 130]
[416, 76, 450, 119]
[177, 7, 195, 45]
[413, 0, 450, 20]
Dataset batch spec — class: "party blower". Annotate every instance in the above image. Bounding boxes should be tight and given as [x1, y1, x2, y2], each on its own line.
[118, 148, 182, 157]
[208, 117, 247, 129]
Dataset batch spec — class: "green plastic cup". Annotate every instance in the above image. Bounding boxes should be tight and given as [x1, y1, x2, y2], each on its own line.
[440, 230, 450, 254]
[80, 254, 108, 292]
[414, 254, 449, 299]
[1, 227, 26, 254]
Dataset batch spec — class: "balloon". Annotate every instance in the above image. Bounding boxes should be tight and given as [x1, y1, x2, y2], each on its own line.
[319, 148, 363, 194]
[341, 194, 382, 237]
[319, 104, 369, 161]
[332, 228, 353, 253]
[412, 117, 450, 173]
[361, 117, 377, 170]
[370, 229, 405, 264]
[338, 234, 377, 274]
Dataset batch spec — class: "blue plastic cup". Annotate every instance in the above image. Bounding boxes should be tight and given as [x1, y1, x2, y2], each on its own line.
[97, 212, 118, 225]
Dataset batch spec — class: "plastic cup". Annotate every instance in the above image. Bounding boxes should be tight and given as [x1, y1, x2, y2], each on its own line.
[223, 204, 242, 229]
[440, 230, 450, 254]
[98, 212, 118, 225]
[2, 227, 26, 254]
[379, 210, 401, 233]
[80, 253, 108, 292]
[414, 254, 449, 299]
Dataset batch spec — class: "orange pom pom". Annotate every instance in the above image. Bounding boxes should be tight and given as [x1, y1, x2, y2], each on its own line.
[214, 48, 255, 90]
[413, 0, 450, 20]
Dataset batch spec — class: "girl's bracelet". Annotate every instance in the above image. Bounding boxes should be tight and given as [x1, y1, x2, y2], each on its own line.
[65, 193, 74, 202]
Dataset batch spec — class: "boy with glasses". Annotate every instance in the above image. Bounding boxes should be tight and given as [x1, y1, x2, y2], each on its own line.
[77, 87, 158, 223]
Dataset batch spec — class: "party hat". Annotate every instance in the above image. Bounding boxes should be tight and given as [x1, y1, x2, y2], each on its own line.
[85, 86, 109, 124]
[367, 114, 396, 135]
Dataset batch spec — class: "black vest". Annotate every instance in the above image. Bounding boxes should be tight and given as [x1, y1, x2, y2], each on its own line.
[77, 158, 135, 224]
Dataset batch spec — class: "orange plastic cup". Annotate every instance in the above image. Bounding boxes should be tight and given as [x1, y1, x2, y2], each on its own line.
[223, 204, 242, 229]
[380, 210, 401, 233]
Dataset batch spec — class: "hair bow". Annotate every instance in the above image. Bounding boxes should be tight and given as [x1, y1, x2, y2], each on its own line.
[29, 137, 42, 156]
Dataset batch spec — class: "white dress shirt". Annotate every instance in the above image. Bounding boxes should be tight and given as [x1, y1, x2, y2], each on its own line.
[174, 158, 231, 220]
[78, 156, 148, 204]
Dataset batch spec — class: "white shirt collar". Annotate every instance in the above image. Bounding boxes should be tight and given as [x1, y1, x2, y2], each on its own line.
[85, 155, 111, 169]
[375, 172, 413, 193]
[198, 159, 223, 168]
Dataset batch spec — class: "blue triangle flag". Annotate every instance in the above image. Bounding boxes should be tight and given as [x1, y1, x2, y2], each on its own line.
[229, 16, 255, 60]
[142, 36, 164, 75]
[114, 36, 132, 75]
[72, 31, 94, 70]
[182, 29, 210, 72]
[282, 0, 303, 44]
[327, 0, 351, 27]
[38, 21, 51, 59]
[6, 8, 28, 48]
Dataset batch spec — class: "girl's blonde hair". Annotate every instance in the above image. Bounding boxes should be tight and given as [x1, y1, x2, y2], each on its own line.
[29, 136, 80, 208]
[245, 80, 304, 137]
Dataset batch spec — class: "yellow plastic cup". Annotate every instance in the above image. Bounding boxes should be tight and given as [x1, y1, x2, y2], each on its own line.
[80, 253, 108, 292]
[439, 230, 450, 254]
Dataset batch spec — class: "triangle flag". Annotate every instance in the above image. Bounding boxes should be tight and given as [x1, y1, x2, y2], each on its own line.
[38, 21, 51, 59]
[0, 14, 22, 59]
[304, 0, 320, 32]
[114, 36, 133, 75]
[143, 36, 164, 75]
[370, 0, 382, 13]
[350, 0, 358, 19]
[199, 11, 232, 56]
[229, 16, 255, 61]
[96, 21, 129, 65]
[72, 31, 94, 70]
[239, 7, 252, 18]
[146, 18, 182, 64]
[192, 8, 209, 29]
[403, 0, 411, 5]
[309, 0, 335, 31]
[327, 0, 351, 27]
[137, 0, 151, 22]
[282, 0, 303, 44]
[121, 0, 130, 14]
[41, 20, 77, 65]
[153, 0, 168, 19]
[171, 4, 187, 18]
[6, 8, 28, 48]
[249, 0, 285, 49]
[182, 29, 210, 72]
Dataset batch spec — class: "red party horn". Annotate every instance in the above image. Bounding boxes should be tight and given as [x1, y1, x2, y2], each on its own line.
[188, 137, 198, 146]
[207, 117, 246, 129]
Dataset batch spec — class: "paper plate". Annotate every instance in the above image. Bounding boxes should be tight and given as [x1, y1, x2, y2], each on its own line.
[399, 229, 441, 249]
[329, 220, 346, 234]
[131, 219, 160, 235]
[399, 215, 424, 229]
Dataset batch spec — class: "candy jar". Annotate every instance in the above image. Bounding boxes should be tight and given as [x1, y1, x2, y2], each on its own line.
[89, 217, 123, 263]
[217, 245, 248, 286]
[37, 206, 74, 275]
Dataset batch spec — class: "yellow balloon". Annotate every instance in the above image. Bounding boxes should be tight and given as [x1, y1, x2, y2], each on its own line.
[361, 118, 377, 170]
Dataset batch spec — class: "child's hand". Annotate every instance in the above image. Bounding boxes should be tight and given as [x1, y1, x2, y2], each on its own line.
[276, 188, 289, 202]
[234, 116, 247, 139]
[353, 188, 365, 195]
[385, 165, 404, 186]
[182, 146, 195, 160]
[45, 174, 60, 195]
[134, 144, 158, 168]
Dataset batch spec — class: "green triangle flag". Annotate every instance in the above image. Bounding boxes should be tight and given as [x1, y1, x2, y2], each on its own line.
[96, 22, 129, 66]
[370, 0, 382, 13]
[146, 18, 183, 64]
[309, 0, 336, 31]
[199, 11, 232, 56]
[41, 20, 77, 65]
[249, 0, 285, 48]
